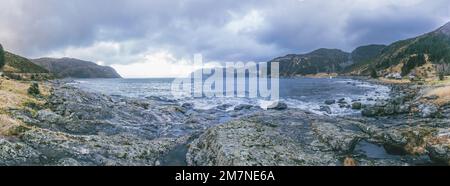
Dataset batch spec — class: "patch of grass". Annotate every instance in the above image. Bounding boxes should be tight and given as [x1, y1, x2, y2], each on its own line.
[0, 77, 50, 137]
[0, 114, 25, 136]
[3, 51, 48, 73]
[425, 85, 450, 106]
[378, 77, 411, 84]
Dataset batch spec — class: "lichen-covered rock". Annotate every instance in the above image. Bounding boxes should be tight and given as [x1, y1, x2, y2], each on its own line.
[361, 106, 384, 117]
[311, 121, 362, 153]
[18, 127, 190, 166]
[187, 120, 338, 166]
[418, 104, 439, 118]
[426, 133, 450, 165]
[0, 139, 41, 166]
[3, 80, 449, 166]
[351, 102, 362, 110]
[427, 143, 450, 165]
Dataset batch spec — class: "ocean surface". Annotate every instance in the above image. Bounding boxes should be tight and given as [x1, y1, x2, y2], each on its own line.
[71, 77, 390, 116]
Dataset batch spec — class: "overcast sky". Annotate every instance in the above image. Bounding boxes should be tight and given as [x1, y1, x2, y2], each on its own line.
[0, 0, 449, 77]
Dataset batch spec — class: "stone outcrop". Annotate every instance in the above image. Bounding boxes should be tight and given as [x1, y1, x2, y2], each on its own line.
[2, 80, 450, 166]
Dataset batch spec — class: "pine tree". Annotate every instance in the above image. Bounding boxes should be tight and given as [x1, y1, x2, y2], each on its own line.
[0, 44, 5, 70]
[439, 72, 445, 81]
[370, 68, 378, 79]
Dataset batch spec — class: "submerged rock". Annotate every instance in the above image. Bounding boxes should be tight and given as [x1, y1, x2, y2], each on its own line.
[337, 98, 347, 104]
[320, 106, 332, 114]
[325, 100, 336, 105]
[234, 104, 253, 111]
[181, 103, 194, 110]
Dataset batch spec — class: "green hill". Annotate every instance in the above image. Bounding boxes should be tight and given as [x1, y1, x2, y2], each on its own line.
[342, 44, 386, 75]
[351, 44, 387, 63]
[270, 48, 351, 77]
[32, 57, 121, 78]
[271, 22, 450, 79]
[3, 51, 48, 74]
[269, 46, 387, 77]
[349, 22, 450, 78]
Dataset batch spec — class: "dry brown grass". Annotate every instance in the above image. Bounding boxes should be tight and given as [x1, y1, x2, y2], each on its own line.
[304, 73, 338, 78]
[0, 114, 23, 136]
[414, 61, 436, 79]
[0, 77, 50, 136]
[0, 78, 31, 110]
[378, 77, 411, 84]
[343, 157, 357, 166]
[425, 85, 450, 106]
[2, 65, 17, 73]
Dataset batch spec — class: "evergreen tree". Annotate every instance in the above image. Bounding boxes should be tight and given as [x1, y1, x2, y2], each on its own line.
[0, 44, 5, 70]
[439, 72, 445, 81]
[370, 67, 378, 79]
[401, 54, 426, 76]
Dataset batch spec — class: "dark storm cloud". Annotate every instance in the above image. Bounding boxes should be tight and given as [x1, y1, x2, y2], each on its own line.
[345, 16, 437, 47]
[0, 0, 449, 65]
[344, 0, 450, 48]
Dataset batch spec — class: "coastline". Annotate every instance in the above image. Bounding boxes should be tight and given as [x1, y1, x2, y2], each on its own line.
[1, 77, 449, 166]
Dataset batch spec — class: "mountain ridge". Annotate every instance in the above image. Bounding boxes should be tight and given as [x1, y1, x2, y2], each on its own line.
[270, 21, 450, 79]
[32, 57, 121, 78]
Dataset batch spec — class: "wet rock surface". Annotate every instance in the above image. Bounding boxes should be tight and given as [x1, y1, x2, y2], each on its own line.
[186, 82, 450, 166]
[1, 80, 450, 166]
[1, 81, 256, 165]
[186, 107, 448, 166]
[187, 111, 339, 166]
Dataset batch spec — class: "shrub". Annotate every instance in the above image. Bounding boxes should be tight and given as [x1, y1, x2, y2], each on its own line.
[439, 72, 445, 81]
[28, 82, 40, 96]
[4, 73, 22, 80]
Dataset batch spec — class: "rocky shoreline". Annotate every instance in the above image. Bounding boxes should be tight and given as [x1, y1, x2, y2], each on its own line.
[1, 79, 449, 166]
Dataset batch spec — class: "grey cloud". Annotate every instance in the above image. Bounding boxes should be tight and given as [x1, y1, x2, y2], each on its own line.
[0, 0, 449, 65]
[344, 0, 449, 47]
